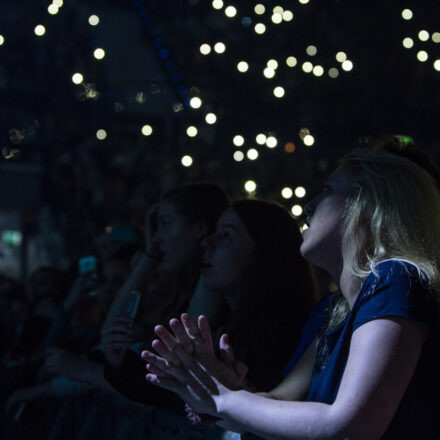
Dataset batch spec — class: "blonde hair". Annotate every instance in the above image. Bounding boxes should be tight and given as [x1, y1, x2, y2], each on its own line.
[318, 149, 440, 349]
[339, 149, 440, 291]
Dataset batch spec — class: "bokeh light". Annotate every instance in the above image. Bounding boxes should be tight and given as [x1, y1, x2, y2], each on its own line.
[225, 6, 237, 18]
[313, 65, 324, 76]
[284, 142, 296, 153]
[190, 97, 202, 108]
[302, 61, 313, 73]
[48, 4, 59, 15]
[0, 35, 4, 46]
[186, 126, 198, 137]
[53, 0, 63, 6]
[254, 4, 265, 15]
[34, 25, 46, 36]
[401, 9, 413, 20]
[266, 136, 277, 148]
[433, 32, 440, 43]
[417, 50, 428, 62]
[205, 113, 217, 124]
[267, 59, 279, 70]
[298, 0, 310, 4]
[256, 134, 267, 145]
[141, 125, 153, 136]
[295, 186, 306, 198]
[214, 42, 226, 53]
[212, 0, 224, 10]
[263, 67, 276, 78]
[244, 180, 257, 193]
[281, 187, 293, 199]
[271, 13, 283, 24]
[418, 30, 429, 41]
[273, 86, 285, 98]
[341, 60, 353, 71]
[247, 148, 259, 160]
[237, 61, 249, 72]
[200, 44, 211, 55]
[254, 23, 266, 34]
[306, 45, 317, 56]
[181, 155, 193, 167]
[233, 151, 244, 161]
[286, 56, 297, 67]
[283, 10, 293, 21]
[94, 48, 105, 60]
[96, 129, 107, 140]
[233, 135, 245, 147]
[328, 67, 339, 78]
[402, 37, 414, 49]
[291, 205, 303, 217]
[72, 73, 84, 84]
[89, 15, 100, 26]
[336, 51, 347, 62]
[303, 134, 315, 146]
[433, 60, 440, 71]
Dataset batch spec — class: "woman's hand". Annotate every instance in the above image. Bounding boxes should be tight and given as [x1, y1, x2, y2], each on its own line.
[141, 314, 247, 416]
[101, 316, 134, 369]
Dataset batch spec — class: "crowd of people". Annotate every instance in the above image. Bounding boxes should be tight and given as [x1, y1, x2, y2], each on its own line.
[1, 138, 439, 439]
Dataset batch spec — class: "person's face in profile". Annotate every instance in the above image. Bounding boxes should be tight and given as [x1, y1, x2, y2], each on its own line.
[202, 208, 256, 293]
[301, 169, 349, 272]
[152, 202, 202, 273]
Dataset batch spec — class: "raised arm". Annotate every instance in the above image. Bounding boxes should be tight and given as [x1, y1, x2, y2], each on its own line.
[217, 316, 426, 440]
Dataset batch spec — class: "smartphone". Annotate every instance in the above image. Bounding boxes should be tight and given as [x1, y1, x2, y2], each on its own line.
[78, 256, 98, 296]
[126, 291, 141, 320]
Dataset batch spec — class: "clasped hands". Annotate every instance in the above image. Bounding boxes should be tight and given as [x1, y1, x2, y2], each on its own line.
[141, 313, 248, 418]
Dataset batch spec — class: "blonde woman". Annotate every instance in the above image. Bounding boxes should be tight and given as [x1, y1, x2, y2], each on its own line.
[141, 149, 440, 439]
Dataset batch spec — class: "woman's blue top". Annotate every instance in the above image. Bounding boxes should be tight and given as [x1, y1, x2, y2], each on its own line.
[305, 259, 439, 439]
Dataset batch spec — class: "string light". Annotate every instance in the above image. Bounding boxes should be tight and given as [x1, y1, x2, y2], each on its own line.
[233, 151, 244, 161]
[181, 155, 193, 167]
[190, 97, 202, 108]
[244, 180, 257, 193]
[341, 60, 353, 71]
[273, 6, 284, 14]
[254, 23, 266, 34]
[247, 148, 259, 160]
[303, 134, 315, 146]
[295, 186, 306, 198]
[34, 25, 46, 36]
[205, 113, 217, 124]
[72, 73, 84, 84]
[88, 15, 100, 26]
[291, 205, 303, 217]
[233, 135, 245, 146]
[93, 48, 105, 60]
[418, 30, 430, 42]
[53, 0, 63, 6]
[285, 142, 296, 153]
[433, 60, 440, 71]
[96, 129, 107, 140]
[298, 0, 310, 4]
[302, 62, 313, 73]
[214, 42, 226, 53]
[402, 37, 414, 49]
[256, 133, 267, 145]
[225, 6, 237, 18]
[273, 86, 285, 98]
[433, 32, 440, 43]
[200, 44, 211, 55]
[0, 35, 4, 46]
[281, 187, 293, 199]
[417, 50, 428, 62]
[237, 61, 249, 72]
[401, 9, 413, 20]
[186, 126, 198, 137]
[141, 125, 153, 136]
[266, 136, 277, 148]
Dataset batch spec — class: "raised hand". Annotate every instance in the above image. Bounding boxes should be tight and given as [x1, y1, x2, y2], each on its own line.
[101, 316, 134, 368]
